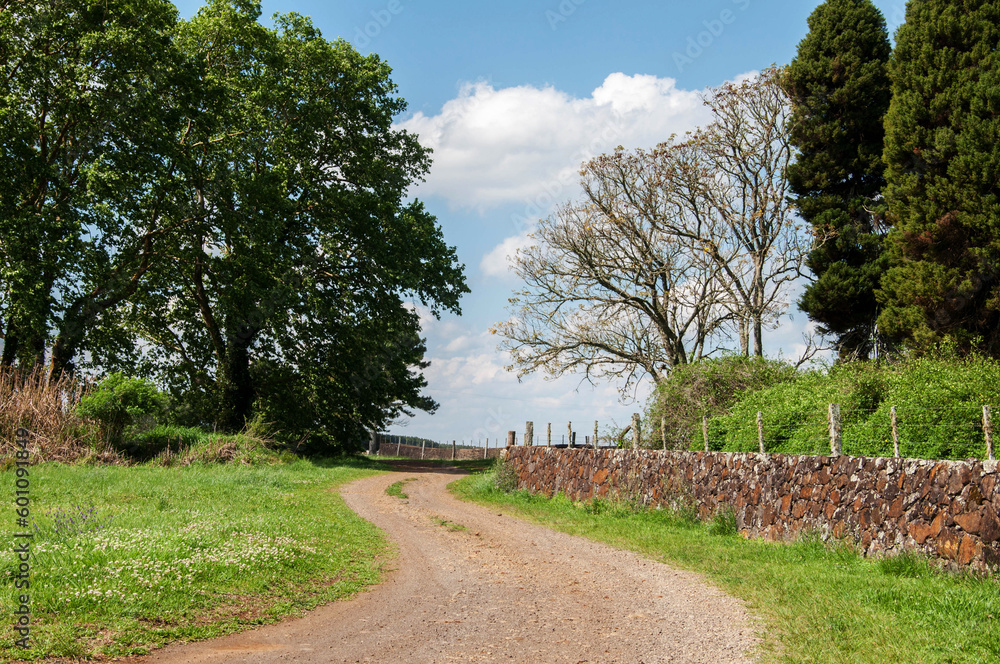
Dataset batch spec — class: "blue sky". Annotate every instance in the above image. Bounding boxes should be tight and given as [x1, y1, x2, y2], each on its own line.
[175, 0, 909, 445]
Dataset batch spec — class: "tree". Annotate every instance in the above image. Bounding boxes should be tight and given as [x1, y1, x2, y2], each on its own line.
[697, 68, 803, 357]
[494, 148, 733, 394]
[496, 68, 805, 391]
[0, 0, 183, 373]
[783, 0, 892, 360]
[878, 0, 1000, 354]
[122, 2, 467, 444]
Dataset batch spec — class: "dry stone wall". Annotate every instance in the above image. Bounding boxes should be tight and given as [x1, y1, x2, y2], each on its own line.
[502, 447, 1000, 572]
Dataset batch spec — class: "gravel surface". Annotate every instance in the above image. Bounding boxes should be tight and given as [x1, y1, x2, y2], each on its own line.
[122, 462, 759, 663]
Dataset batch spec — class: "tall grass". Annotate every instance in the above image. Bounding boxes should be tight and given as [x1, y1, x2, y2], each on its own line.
[0, 367, 101, 464]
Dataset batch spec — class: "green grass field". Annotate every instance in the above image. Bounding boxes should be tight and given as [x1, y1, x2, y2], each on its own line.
[1, 457, 388, 660]
[452, 463, 1000, 664]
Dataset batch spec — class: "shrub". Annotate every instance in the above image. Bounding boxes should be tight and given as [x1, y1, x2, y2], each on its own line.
[711, 362, 889, 455]
[644, 355, 798, 449]
[76, 373, 167, 450]
[847, 355, 1000, 459]
[710, 356, 1000, 459]
[493, 457, 519, 493]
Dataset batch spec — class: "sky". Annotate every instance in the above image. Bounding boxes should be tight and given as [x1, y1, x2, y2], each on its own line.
[174, 0, 909, 446]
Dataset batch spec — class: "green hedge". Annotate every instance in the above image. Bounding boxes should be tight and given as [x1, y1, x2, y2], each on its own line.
[707, 357, 1000, 460]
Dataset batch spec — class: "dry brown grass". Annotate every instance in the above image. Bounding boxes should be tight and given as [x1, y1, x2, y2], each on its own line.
[0, 367, 119, 464]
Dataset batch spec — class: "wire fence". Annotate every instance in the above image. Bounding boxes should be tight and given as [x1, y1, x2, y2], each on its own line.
[413, 404, 999, 463]
[690, 403, 996, 461]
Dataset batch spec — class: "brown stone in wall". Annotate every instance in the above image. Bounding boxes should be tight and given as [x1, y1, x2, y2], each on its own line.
[981, 505, 1000, 543]
[955, 510, 982, 535]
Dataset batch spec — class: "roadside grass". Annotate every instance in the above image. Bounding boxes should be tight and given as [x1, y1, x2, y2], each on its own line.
[385, 478, 417, 499]
[452, 464, 1000, 664]
[1, 456, 388, 661]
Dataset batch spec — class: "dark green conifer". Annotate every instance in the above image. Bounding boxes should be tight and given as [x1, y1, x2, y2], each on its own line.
[784, 0, 892, 360]
[878, 0, 1000, 354]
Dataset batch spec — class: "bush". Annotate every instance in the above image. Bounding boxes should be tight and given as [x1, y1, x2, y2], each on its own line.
[644, 355, 798, 449]
[76, 373, 167, 450]
[493, 457, 519, 493]
[712, 362, 888, 454]
[710, 356, 1000, 459]
[847, 355, 1000, 459]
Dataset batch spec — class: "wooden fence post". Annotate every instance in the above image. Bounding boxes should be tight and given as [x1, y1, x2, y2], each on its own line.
[452, 440, 456, 460]
[525, 421, 534, 447]
[507, 431, 516, 447]
[396, 436, 402, 456]
[547, 423, 552, 447]
[421, 438, 426, 460]
[661, 415, 667, 451]
[484, 438, 488, 459]
[568, 422, 573, 449]
[703, 416, 709, 452]
[632, 413, 640, 450]
[829, 404, 842, 457]
[594, 420, 599, 450]
[984, 405, 995, 461]
[891, 406, 900, 458]
[757, 411, 764, 453]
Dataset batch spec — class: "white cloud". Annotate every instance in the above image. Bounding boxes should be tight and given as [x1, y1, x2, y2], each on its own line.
[410, 318, 647, 443]
[397, 73, 713, 211]
[479, 231, 535, 279]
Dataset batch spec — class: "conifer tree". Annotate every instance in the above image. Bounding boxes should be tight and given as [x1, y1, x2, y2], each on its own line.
[878, 0, 1000, 354]
[784, 0, 891, 360]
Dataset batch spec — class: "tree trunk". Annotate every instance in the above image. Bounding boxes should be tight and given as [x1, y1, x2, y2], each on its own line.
[2, 318, 21, 367]
[738, 318, 750, 356]
[219, 332, 256, 432]
[753, 316, 763, 357]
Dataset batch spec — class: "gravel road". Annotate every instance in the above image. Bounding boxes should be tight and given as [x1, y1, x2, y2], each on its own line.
[124, 461, 758, 663]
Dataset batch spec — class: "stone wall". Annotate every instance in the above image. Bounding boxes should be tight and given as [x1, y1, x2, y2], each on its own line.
[502, 447, 1000, 572]
[378, 442, 502, 461]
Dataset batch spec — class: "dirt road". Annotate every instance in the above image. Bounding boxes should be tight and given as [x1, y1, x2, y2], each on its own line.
[128, 462, 758, 663]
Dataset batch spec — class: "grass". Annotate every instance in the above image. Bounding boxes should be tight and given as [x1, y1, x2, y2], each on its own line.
[0, 456, 388, 660]
[452, 463, 1000, 664]
[385, 478, 417, 499]
[430, 517, 466, 532]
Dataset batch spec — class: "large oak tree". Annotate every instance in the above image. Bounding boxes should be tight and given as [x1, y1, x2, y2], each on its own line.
[1, 0, 467, 449]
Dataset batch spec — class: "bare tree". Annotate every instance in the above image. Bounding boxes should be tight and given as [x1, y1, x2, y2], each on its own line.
[495, 67, 807, 392]
[696, 67, 804, 355]
[493, 151, 733, 395]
